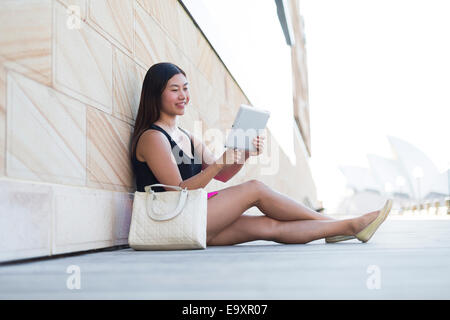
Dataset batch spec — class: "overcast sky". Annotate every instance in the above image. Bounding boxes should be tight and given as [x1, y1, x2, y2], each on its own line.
[299, 0, 450, 210]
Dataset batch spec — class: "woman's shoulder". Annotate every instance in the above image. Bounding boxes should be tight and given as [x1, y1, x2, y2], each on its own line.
[136, 128, 171, 159]
[137, 126, 159, 138]
[139, 128, 169, 145]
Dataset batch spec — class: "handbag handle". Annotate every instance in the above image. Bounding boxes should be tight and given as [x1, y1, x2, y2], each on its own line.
[144, 184, 188, 221]
[144, 184, 185, 193]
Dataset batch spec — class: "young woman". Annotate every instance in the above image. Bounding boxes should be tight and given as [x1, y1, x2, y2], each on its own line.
[130, 62, 392, 246]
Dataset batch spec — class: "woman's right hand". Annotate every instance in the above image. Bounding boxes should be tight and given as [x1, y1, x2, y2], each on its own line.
[215, 148, 246, 168]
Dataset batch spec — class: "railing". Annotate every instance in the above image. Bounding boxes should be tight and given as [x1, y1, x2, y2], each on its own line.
[394, 197, 450, 215]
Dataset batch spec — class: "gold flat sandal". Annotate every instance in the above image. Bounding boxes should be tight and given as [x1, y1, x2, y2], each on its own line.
[355, 199, 393, 243]
[325, 235, 356, 243]
[325, 199, 393, 244]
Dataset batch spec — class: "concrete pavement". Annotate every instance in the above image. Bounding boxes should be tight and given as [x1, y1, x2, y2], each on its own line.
[1, 216, 450, 299]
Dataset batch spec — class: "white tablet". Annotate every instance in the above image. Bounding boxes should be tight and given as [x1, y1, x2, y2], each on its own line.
[225, 104, 271, 151]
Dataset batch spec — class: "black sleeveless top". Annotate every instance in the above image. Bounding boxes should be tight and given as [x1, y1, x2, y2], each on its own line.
[131, 124, 202, 192]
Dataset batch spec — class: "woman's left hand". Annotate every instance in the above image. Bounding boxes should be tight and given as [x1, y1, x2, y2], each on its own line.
[249, 136, 265, 156]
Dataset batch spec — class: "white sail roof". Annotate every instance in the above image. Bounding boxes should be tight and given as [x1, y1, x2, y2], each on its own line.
[339, 136, 448, 199]
[338, 165, 381, 193]
[367, 154, 413, 197]
[388, 136, 445, 198]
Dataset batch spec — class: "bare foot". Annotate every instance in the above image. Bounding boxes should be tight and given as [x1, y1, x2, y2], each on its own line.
[352, 210, 381, 236]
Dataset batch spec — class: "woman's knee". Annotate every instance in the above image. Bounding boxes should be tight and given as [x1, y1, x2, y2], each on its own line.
[244, 179, 269, 206]
[245, 179, 266, 188]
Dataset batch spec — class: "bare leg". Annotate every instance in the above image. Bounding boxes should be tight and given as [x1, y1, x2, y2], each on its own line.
[275, 218, 356, 244]
[208, 215, 279, 246]
[208, 213, 367, 246]
[252, 180, 336, 221]
[206, 179, 332, 242]
[206, 179, 379, 245]
[206, 180, 264, 242]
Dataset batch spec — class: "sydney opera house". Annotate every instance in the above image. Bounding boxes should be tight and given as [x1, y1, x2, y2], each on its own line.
[336, 136, 449, 216]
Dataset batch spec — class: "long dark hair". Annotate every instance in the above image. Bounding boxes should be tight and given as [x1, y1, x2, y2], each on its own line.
[131, 62, 186, 160]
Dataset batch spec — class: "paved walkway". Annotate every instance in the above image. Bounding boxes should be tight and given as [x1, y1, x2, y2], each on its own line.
[1, 216, 450, 299]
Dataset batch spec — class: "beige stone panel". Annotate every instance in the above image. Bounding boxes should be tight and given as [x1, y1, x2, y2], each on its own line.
[219, 95, 249, 149]
[292, 126, 318, 204]
[178, 104, 200, 136]
[88, 0, 134, 54]
[226, 76, 248, 102]
[188, 69, 220, 129]
[87, 107, 134, 192]
[247, 131, 282, 182]
[171, 51, 192, 81]
[0, 179, 52, 263]
[254, 126, 317, 206]
[112, 47, 146, 124]
[56, 0, 87, 21]
[179, 56, 195, 82]
[176, 3, 217, 84]
[0, 0, 52, 86]
[183, 63, 200, 108]
[136, 0, 181, 43]
[198, 79, 218, 126]
[113, 192, 133, 243]
[249, 163, 262, 177]
[217, 103, 234, 137]
[235, 86, 251, 109]
[0, 62, 5, 177]
[6, 71, 87, 185]
[137, 0, 196, 69]
[175, 58, 202, 131]
[195, 36, 216, 85]
[186, 72, 202, 113]
[135, 4, 181, 69]
[277, 154, 293, 194]
[224, 73, 242, 114]
[175, 4, 202, 66]
[54, 1, 113, 113]
[210, 61, 227, 104]
[53, 184, 132, 254]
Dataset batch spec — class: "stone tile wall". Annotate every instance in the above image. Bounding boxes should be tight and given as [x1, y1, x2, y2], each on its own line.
[0, 0, 317, 262]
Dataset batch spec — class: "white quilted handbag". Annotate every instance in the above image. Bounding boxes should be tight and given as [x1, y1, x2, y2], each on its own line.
[128, 184, 207, 250]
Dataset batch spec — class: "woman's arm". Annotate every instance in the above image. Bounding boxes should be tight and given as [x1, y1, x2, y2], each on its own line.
[139, 130, 226, 190]
[178, 162, 224, 189]
[186, 130, 230, 182]
[214, 135, 266, 182]
[191, 132, 265, 183]
[190, 131, 244, 183]
[211, 151, 250, 182]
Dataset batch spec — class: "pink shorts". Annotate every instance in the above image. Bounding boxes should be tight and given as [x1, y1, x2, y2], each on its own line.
[207, 191, 219, 199]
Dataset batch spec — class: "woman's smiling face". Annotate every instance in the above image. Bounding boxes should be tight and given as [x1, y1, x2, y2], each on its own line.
[160, 73, 190, 115]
